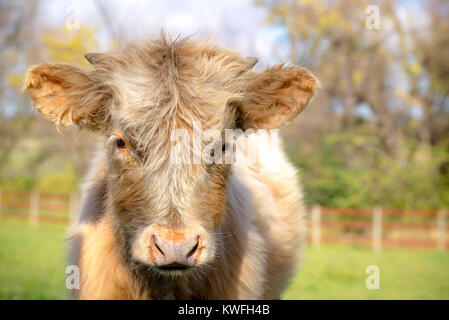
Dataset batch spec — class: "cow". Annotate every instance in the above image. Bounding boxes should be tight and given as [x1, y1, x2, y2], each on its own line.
[24, 34, 319, 299]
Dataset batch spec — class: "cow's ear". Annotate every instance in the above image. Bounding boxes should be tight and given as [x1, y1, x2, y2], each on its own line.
[24, 63, 112, 131]
[236, 64, 319, 129]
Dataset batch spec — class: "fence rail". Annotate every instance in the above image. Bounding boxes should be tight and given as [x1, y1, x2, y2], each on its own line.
[309, 205, 448, 251]
[0, 190, 447, 251]
[0, 190, 78, 225]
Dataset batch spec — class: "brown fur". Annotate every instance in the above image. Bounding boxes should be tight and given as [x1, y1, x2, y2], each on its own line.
[24, 34, 319, 299]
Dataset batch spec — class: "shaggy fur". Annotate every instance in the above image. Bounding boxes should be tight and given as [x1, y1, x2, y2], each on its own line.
[24, 35, 319, 299]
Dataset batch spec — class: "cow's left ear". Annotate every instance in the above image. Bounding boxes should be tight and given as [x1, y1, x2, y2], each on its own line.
[24, 62, 112, 131]
[236, 64, 319, 129]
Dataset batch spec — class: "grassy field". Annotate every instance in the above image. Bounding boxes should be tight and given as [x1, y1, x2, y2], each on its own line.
[0, 219, 448, 299]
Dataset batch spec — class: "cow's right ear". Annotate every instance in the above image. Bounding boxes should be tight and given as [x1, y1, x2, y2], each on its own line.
[24, 63, 112, 131]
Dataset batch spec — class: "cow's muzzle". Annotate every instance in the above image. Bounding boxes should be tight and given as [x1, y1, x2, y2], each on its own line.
[150, 233, 200, 270]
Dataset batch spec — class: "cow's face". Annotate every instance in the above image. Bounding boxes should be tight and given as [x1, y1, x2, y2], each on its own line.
[25, 37, 318, 276]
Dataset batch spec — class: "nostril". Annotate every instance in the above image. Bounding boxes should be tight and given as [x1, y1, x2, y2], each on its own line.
[152, 235, 165, 256]
[186, 235, 200, 258]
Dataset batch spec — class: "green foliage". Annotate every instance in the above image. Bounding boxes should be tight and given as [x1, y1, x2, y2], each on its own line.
[287, 130, 449, 209]
[36, 164, 79, 194]
[261, 0, 449, 210]
[6, 176, 34, 192]
[0, 146, 80, 194]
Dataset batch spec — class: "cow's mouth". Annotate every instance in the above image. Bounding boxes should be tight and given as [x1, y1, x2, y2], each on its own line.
[155, 263, 193, 272]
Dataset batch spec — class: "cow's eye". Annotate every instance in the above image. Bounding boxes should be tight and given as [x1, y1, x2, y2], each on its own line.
[116, 138, 126, 149]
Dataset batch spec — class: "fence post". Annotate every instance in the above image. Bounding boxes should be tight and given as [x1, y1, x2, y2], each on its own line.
[30, 191, 39, 227]
[437, 209, 447, 251]
[69, 194, 78, 224]
[311, 205, 321, 248]
[372, 206, 382, 251]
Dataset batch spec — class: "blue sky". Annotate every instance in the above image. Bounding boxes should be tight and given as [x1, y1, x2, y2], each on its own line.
[40, 0, 289, 68]
[38, 0, 426, 69]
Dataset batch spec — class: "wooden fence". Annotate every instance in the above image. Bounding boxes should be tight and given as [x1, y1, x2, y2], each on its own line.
[0, 190, 447, 251]
[308, 205, 448, 251]
[0, 190, 78, 225]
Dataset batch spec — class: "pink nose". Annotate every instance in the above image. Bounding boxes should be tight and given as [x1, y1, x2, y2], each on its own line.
[150, 233, 200, 269]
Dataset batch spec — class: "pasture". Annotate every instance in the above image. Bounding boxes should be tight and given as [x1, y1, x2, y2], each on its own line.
[1, 219, 448, 300]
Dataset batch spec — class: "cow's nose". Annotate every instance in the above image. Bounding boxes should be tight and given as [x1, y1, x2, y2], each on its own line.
[150, 233, 200, 269]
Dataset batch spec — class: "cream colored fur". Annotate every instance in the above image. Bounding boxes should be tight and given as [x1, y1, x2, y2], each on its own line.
[24, 35, 318, 300]
[69, 134, 304, 299]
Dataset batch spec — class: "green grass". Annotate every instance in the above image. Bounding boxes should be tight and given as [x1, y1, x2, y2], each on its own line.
[0, 219, 448, 299]
[0, 219, 68, 299]
[283, 244, 449, 299]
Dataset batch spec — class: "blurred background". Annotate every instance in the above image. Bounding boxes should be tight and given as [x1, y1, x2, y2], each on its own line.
[0, 0, 448, 299]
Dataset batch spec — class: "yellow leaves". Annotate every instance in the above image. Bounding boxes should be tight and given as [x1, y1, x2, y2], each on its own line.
[7, 25, 100, 94]
[394, 88, 413, 105]
[7, 74, 24, 90]
[266, 2, 290, 24]
[352, 70, 363, 86]
[300, 0, 325, 11]
[41, 26, 99, 67]
[394, 87, 404, 98]
[318, 11, 343, 29]
[395, 88, 426, 109]
[409, 62, 422, 74]
[108, 38, 121, 51]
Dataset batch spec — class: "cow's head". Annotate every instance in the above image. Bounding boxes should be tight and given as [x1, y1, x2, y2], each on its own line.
[24, 37, 318, 276]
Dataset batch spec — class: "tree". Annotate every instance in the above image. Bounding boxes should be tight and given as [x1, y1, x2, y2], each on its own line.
[259, 0, 449, 208]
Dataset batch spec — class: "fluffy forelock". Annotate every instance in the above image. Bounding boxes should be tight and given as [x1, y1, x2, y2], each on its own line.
[92, 35, 253, 168]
